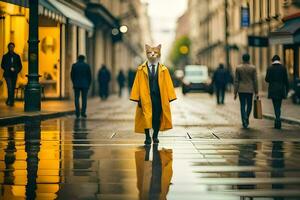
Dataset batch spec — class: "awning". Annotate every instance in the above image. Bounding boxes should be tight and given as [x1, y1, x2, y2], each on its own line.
[0, 0, 29, 7]
[48, 0, 94, 32]
[39, 0, 66, 23]
[269, 18, 300, 45]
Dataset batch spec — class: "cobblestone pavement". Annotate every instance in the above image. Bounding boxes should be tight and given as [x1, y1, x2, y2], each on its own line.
[0, 93, 300, 200]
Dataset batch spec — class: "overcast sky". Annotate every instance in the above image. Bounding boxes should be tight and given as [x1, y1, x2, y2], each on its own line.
[144, 0, 188, 61]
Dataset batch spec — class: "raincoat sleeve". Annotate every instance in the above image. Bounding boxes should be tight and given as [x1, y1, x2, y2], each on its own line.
[166, 69, 177, 102]
[130, 70, 140, 102]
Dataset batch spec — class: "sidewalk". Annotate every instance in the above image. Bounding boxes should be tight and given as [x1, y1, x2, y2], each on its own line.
[224, 92, 300, 125]
[0, 99, 76, 126]
[260, 94, 300, 125]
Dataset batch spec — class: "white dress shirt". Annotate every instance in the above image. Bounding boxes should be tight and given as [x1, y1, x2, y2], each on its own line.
[147, 62, 158, 75]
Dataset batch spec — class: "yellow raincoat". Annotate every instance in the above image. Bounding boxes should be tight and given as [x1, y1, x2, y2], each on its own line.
[130, 62, 177, 133]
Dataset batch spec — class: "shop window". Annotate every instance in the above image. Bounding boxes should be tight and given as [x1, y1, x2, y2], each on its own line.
[285, 48, 294, 76]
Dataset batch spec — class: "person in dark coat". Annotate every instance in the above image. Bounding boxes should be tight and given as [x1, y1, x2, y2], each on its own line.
[117, 69, 126, 97]
[212, 63, 229, 104]
[127, 68, 136, 94]
[1, 42, 22, 106]
[265, 55, 289, 129]
[71, 55, 92, 118]
[97, 64, 111, 100]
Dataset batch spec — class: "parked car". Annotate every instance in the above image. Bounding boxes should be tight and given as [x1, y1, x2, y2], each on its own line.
[182, 65, 211, 95]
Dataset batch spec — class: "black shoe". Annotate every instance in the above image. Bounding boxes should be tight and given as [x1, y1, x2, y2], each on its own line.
[144, 137, 152, 145]
[153, 137, 159, 144]
[242, 119, 248, 128]
[81, 113, 87, 118]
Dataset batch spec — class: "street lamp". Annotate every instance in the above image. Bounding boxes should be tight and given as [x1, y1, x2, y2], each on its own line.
[119, 25, 128, 33]
[24, 0, 41, 112]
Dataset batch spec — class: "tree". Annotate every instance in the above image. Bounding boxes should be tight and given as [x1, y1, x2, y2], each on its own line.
[169, 36, 191, 69]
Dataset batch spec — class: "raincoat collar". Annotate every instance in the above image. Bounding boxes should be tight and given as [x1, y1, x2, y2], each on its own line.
[139, 61, 166, 76]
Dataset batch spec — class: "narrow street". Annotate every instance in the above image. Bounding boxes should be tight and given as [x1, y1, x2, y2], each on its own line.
[1, 92, 300, 200]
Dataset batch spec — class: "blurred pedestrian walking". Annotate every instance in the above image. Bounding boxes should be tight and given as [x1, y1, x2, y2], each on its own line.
[97, 64, 111, 100]
[265, 55, 289, 129]
[1, 42, 22, 106]
[117, 69, 126, 97]
[128, 68, 136, 94]
[234, 53, 258, 128]
[71, 55, 92, 118]
[212, 63, 230, 104]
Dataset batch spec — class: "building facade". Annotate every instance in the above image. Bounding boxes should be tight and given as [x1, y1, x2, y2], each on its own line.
[0, 0, 152, 100]
[188, 0, 299, 90]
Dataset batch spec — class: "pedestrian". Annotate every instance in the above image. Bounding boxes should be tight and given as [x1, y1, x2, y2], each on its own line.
[1, 42, 22, 106]
[97, 64, 111, 100]
[265, 55, 289, 129]
[212, 63, 229, 104]
[234, 53, 258, 128]
[117, 69, 126, 97]
[130, 44, 176, 145]
[127, 68, 136, 94]
[71, 55, 92, 118]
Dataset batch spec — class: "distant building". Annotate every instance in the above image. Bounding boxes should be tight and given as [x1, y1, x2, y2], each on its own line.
[187, 0, 300, 90]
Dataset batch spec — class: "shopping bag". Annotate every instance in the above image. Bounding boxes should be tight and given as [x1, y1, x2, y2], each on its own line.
[253, 96, 263, 119]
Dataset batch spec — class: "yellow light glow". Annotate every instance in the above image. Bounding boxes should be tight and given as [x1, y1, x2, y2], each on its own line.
[179, 45, 189, 54]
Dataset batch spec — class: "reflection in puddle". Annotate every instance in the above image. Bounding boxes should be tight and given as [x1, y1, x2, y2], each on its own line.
[0, 119, 300, 200]
[135, 145, 173, 200]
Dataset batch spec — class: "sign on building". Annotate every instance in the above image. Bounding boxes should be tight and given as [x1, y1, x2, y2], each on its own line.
[248, 36, 269, 47]
[241, 6, 250, 27]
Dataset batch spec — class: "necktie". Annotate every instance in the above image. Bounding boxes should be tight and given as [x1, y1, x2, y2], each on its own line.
[151, 64, 155, 78]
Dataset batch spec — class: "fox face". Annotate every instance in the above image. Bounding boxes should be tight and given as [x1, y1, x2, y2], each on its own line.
[145, 44, 161, 63]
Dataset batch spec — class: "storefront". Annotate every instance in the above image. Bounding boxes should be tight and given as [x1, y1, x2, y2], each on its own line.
[0, 0, 65, 99]
[0, 0, 93, 100]
[270, 17, 300, 84]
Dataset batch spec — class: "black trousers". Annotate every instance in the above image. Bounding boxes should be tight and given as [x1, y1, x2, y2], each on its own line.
[5, 76, 17, 105]
[238, 93, 253, 123]
[99, 84, 109, 99]
[145, 93, 162, 136]
[272, 98, 282, 120]
[151, 94, 162, 131]
[216, 85, 226, 104]
[74, 88, 88, 116]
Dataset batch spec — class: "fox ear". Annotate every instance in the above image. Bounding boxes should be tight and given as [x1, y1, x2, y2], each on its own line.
[157, 44, 162, 49]
[145, 44, 151, 51]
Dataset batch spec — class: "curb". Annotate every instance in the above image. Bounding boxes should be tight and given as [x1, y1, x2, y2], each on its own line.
[263, 113, 300, 126]
[0, 110, 75, 126]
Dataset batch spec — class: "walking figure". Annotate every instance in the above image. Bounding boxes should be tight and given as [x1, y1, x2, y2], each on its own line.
[71, 55, 92, 118]
[117, 69, 126, 97]
[130, 44, 176, 145]
[212, 63, 230, 104]
[1, 42, 22, 106]
[265, 55, 289, 129]
[97, 64, 111, 100]
[234, 54, 258, 128]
